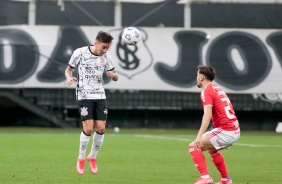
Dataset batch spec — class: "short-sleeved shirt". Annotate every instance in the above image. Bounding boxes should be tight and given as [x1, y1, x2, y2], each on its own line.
[200, 82, 239, 131]
[68, 46, 115, 100]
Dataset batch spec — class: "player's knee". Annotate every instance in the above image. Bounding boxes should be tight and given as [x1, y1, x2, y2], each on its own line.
[96, 127, 105, 134]
[84, 130, 92, 135]
[83, 126, 94, 135]
[188, 142, 194, 147]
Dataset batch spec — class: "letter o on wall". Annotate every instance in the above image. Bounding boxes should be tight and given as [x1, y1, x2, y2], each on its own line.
[206, 31, 272, 90]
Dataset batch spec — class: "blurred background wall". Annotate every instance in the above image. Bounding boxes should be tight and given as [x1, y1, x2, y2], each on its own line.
[0, 0, 282, 130]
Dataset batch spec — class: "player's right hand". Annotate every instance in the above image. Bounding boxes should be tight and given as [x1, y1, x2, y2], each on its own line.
[67, 77, 77, 86]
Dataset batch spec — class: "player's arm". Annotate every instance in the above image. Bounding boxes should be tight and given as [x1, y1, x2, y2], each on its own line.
[65, 65, 77, 86]
[107, 69, 118, 81]
[194, 105, 212, 149]
[199, 105, 212, 136]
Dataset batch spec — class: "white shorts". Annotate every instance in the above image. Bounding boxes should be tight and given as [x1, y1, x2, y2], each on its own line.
[204, 128, 240, 150]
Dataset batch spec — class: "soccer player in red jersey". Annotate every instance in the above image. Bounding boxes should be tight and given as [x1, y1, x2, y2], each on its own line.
[188, 65, 240, 184]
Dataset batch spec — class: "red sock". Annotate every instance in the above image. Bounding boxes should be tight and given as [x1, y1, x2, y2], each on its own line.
[188, 146, 209, 176]
[209, 151, 228, 178]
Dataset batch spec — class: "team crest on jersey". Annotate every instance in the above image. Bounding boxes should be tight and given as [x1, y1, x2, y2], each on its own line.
[80, 107, 88, 116]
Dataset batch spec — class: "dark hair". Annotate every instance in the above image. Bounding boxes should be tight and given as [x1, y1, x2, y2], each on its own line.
[198, 65, 216, 81]
[96, 31, 113, 43]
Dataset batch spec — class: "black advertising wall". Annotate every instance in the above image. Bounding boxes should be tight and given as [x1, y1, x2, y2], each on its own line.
[121, 1, 184, 27]
[0, 0, 183, 27]
[36, 1, 115, 26]
[2, 1, 282, 28]
[191, 3, 282, 28]
[0, 1, 281, 129]
[0, 0, 28, 25]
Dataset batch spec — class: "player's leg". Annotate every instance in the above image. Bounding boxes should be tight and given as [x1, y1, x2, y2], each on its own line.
[80, 119, 95, 158]
[206, 128, 240, 184]
[76, 100, 95, 174]
[88, 99, 107, 174]
[76, 119, 94, 174]
[87, 120, 105, 174]
[89, 120, 106, 158]
[209, 151, 232, 184]
[188, 134, 215, 184]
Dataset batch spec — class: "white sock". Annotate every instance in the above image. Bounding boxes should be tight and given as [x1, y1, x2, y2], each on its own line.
[89, 132, 104, 158]
[201, 175, 211, 179]
[78, 131, 90, 160]
[221, 177, 230, 181]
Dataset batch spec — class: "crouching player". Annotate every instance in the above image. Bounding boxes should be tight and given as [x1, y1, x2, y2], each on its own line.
[188, 65, 240, 184]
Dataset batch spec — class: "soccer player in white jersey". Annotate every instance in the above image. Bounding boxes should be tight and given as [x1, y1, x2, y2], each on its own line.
[65, 31, 118, 175]
[188, 65, 240, 184]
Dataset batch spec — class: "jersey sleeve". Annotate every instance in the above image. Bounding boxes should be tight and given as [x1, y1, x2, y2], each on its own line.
[68, 48, 81, 68]
[201, 88, 213, 106]
[104, 52, 115, 71]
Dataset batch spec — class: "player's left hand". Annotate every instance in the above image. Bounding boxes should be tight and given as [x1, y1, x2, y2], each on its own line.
[107, 71, 116, 78]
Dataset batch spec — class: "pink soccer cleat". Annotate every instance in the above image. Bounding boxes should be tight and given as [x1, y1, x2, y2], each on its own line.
[194, 177, 214, 184]
[217, 179, 233, 184]
[87, 155, 98, 174]
[76, 158, 85, 175]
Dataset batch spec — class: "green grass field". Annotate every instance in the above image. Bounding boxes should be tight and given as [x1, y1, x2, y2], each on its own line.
[0, 127, 281, 184]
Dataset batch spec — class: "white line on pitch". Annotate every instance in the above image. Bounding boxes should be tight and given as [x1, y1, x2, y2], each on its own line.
[109, 134, 282, 148]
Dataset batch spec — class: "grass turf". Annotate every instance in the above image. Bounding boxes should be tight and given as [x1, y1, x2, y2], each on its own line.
[0, 128, 281, 184]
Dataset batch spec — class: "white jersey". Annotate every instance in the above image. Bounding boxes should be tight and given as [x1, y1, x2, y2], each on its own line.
[68, 46, 115, 100]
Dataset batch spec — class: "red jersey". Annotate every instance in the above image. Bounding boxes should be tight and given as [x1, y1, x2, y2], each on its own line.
[200, 83, 239, 130]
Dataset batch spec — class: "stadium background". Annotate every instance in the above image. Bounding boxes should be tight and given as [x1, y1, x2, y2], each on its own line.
[0, 0, 282, 130]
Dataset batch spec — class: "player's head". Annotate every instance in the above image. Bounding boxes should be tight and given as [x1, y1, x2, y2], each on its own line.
[94, 31, 114, 56]
[197, 65, 216, 88]
[96, 31, 114, 43]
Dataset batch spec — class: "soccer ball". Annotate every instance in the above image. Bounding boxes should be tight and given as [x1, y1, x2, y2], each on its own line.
[121, 27, 141, 45]
[114, 127, 120, 133]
